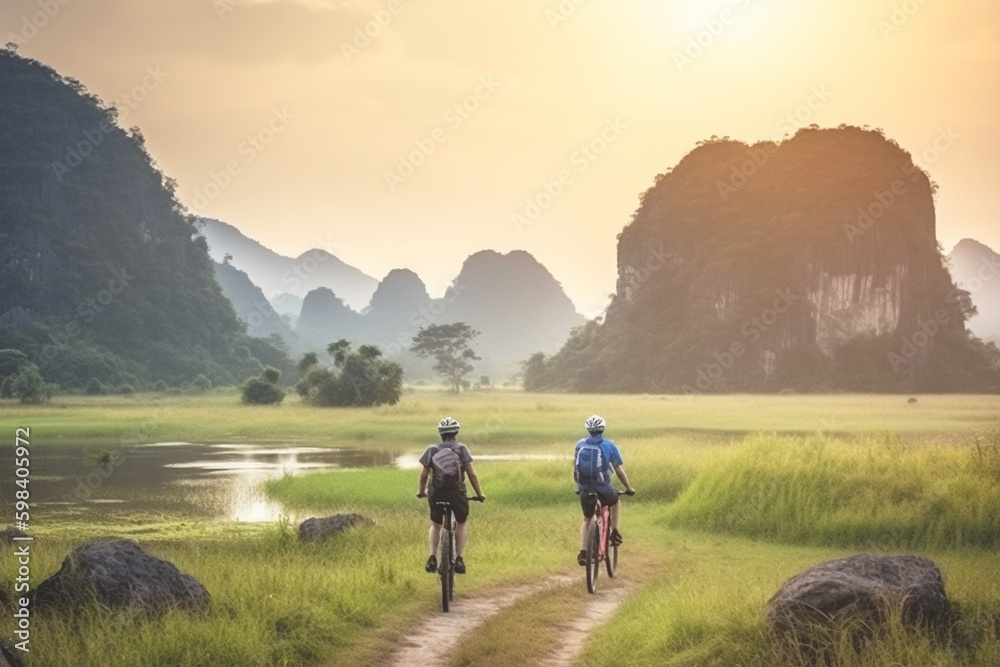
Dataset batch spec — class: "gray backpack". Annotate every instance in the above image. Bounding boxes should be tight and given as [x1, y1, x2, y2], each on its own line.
[431, 443, 462, 488]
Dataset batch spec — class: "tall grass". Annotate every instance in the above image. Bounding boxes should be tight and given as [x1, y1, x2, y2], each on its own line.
[582, 530, 1000, 667]
[664, 433, 1000, 549]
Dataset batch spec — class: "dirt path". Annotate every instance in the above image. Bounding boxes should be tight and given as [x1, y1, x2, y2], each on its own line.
[538, 582, 631, 667]
[384, 574, 572, 667]
[383, 574, 630, 667]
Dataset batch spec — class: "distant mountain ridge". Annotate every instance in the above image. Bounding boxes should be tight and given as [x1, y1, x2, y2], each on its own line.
[294, 250, 584, 377]
[196, 217, 378, 311]
[948, 238, 1000, 345]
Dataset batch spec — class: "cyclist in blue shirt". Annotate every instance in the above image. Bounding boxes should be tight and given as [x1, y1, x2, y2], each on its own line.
[575, 414, 635, 566]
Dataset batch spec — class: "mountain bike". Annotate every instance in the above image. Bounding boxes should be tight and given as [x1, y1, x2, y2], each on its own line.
[417, 494, 484, 612]
[580, 489, 633, 594]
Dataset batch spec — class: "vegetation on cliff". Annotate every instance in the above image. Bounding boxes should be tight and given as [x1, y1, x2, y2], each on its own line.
[0, 51, 288, 389]
[527, 127, 999, 393]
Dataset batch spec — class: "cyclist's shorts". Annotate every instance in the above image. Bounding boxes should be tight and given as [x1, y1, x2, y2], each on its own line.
[428, 487, 470, 524]
[579, 486, 619, 518]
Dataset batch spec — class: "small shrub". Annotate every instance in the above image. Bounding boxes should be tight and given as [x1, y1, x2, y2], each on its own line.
[242, 377, 285, 405]
[152, 379, 168, 392]
[117, 383, 136, 395]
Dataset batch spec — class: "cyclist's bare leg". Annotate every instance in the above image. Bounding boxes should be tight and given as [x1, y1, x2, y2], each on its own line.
[455, 521, 468, 556]
[428, 522, 441, 557]
[580, 516, 593, 550]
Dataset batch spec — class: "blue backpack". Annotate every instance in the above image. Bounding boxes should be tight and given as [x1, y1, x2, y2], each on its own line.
[574, 439, 609, 486]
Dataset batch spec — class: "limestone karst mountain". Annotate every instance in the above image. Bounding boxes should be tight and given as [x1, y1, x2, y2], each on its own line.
[527, 127, 999, 393]
[196, 217, 378, 311]
[0, 51, 275, 387]
[948, 238, 1000, 346]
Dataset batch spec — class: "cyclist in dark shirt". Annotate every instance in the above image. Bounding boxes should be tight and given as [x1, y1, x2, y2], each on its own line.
[417, 417, 485, 574]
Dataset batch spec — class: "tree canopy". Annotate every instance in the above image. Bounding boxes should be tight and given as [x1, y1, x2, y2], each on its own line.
[410, 323, 480, 392]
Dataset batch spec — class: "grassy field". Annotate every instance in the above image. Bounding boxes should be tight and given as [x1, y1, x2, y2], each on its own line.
[1, 391, 999, 665]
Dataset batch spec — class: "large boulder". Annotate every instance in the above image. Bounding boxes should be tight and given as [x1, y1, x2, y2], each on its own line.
[34, 540, 210, 613]
[298, 513, 373, 542]
[766, 554, 950, 647]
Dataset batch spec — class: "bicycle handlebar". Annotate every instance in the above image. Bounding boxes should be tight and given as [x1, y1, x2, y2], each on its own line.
[577, 489, 636, 497]
[415, 493, 486, 502]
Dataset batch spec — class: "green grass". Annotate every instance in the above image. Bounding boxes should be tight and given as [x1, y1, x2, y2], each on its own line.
[5, 391, 999, 446]
[2, 391, 999, 665]
[664, 432, 1000, 549]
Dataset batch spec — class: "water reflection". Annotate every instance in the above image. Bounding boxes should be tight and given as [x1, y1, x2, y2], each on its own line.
[394, 453, 569, 470]
[0, 443, 394, 523]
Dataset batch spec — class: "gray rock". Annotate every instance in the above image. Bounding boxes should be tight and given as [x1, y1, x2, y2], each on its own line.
[298, 513, 373, 542]
[0, 639, 26, 667]
[34, 539, 210, 614]
[766, 554, 950, 647]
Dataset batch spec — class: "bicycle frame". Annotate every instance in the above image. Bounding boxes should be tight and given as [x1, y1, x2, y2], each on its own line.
[582, 491, 621, 593]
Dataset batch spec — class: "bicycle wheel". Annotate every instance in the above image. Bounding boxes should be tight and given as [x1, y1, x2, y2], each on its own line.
[439, 516, 453, 612]
[585, 520, 600, 594]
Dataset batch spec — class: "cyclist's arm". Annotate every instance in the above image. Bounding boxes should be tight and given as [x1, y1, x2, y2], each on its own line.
[465, 462, 485, 499]
[417, 466, 430, 496]
[613, 464, 635, 494]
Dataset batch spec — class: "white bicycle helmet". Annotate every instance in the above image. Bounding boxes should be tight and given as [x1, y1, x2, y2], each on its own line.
[437, 417, 461, 435]
[585, 414, 605, 433]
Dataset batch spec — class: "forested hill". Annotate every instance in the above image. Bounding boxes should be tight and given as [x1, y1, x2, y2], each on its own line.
[526, 126, 1000, 393]
[0, 50, 278, 388]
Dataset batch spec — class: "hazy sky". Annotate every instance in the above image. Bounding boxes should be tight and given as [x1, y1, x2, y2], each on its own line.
[4, 0, 998, 315]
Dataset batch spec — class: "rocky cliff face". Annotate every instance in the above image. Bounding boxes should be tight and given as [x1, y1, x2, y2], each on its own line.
[535, 127, 998, 392]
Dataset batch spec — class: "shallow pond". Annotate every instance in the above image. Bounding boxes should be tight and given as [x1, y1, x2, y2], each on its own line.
[4, 443, 568, 524]
[4, 442, 396, 524]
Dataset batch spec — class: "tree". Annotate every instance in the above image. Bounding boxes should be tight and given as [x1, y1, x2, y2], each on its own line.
[241, 366, 285, 405]
[0, 349, 29, 383]
[410, 323, 480, 392]
[298, 351, 319, 375]
[296, 341, 403, 407]
[11, 363, 52, 404]
[522, 352, 547, 391]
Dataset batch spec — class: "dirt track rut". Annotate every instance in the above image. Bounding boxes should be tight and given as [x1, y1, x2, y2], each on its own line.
[384, 574, 629, 667]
